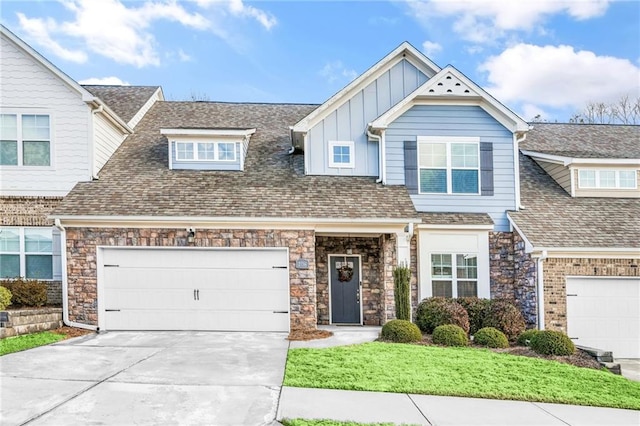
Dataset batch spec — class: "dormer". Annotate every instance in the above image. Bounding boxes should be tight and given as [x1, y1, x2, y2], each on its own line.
[161, 128, 256, 171]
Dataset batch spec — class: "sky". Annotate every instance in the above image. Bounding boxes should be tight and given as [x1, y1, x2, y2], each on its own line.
[1, 0, 639, 122]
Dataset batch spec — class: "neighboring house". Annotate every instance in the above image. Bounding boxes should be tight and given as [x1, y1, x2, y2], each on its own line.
[0, 25, 162, 305]
[509, 123, 640, 358]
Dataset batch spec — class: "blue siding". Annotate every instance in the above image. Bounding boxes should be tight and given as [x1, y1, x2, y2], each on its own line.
[386, 105, 516, 231]
[307, 59, 427, 176]
[171, 141, 242, 171]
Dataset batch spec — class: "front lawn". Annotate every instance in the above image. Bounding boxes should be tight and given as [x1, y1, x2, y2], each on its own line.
[284, 342, 640, 410]
[281, 420, 399, 426]
[0, 331, 65, 356]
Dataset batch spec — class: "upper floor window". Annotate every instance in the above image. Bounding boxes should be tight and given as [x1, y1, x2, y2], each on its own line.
[0, 227, 53, 280]
[328, 141, 355, 168]
[418, 137, 479, 194]
[175, 141, 236, 162]
[578, 169, 637, 189]
[0, 114, 51, 166]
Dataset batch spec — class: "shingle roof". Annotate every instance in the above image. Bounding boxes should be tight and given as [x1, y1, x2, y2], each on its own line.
[419, 212, 494, 226]
[82, 85, 160, 123]
[53, 101, 419, 220]
[508, 154, 640, 249]
[522, 123, 640, 159]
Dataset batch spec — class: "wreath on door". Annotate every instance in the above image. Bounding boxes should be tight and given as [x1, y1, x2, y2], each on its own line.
[337, 258, 354, 282]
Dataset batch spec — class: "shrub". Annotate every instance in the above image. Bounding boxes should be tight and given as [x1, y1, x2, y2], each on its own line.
[393, 265, 411, 321]
[432, 324, 469, 347]
[415, 297, 470, 334]
[0, 286, 12, 310]
[473, 327, 509, 348]
[482, 299, 526, 341]
[0, 278, 47, 307]
[516, 329, 542, 347]
[530, 330, 575, 356]
[381, 319, 422, 343]
[456, 297, 491, 334]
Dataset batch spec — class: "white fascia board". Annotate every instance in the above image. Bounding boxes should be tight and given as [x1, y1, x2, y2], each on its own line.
[416, 223, 494, 231]
[506, 214, 535, 253]
[522, 150, 640, 166]
[292, 42, 441, 132]
[537, 248, 640, 259]
[1, 24, 95, 103]
[160, 128, 256, 137]
[93, 100, 133, 134]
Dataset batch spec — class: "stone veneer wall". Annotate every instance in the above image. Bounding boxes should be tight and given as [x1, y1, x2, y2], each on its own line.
[65, 228, 317, 330]
[542, 257, 639, 332]
[382, 234, 398, 321]
[513, 231, 537, 326]
[489, 232, 515, 300]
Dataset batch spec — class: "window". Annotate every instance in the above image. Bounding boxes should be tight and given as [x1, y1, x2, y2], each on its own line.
[0, 114, 51, 166]
[431, 253, 478, 298]
[328, 141, 355, 168]
[578, 169, 637, 189]
[0, 227, 53, 280]
[418, 137, 479, 194]
[174, 141, 236, 162]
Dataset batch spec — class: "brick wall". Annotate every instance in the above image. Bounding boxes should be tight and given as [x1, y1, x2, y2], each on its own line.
[0, 196, 63, 226]
[65, 228, 317, 330]
[543, 257, 639, 331]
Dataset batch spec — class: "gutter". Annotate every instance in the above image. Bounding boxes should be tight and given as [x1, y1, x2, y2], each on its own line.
[367, 130, 383, 183]
[54, 219, 99, 332]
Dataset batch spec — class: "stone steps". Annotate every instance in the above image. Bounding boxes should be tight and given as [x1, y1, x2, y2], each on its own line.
[577, 345, 620, 374]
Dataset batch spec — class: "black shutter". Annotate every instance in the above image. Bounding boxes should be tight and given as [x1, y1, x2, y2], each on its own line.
[480, 142, 494, 196]
[404, 140, 418, 194]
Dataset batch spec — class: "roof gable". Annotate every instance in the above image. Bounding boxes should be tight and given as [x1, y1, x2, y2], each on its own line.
[292, 42, 440, 133]
[82, 85, 163, 124]
[370, 65, 529, 133]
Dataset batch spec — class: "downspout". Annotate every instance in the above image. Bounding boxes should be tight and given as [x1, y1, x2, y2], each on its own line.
[89, 104, 104, 180]
[535, 250, 548, 330]
[367, 130, 382, 183]
[514, 131, 527, 210]
[55, 219, 99, 331]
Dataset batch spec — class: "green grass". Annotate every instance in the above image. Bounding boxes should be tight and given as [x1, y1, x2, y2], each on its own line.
[0, 331, 65, 356]
[281, 420, 401, 426]
[284, 342, 640, 410]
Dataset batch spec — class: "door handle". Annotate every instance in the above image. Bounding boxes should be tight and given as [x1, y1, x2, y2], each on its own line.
[196, 289, 200, 300]
[194, 289, 197, 301]
[356, 288, 360, 304]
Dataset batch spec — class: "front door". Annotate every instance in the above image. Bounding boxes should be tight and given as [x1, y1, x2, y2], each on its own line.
[330, 255, 361, 324]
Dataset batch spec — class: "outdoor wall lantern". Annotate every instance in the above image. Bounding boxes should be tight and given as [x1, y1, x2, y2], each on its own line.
[187, 228, 195, 244]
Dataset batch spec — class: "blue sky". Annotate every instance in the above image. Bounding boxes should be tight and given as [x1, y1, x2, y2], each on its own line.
[2, 0, 639, 122]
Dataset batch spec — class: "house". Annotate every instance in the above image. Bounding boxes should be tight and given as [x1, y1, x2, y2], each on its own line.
[0, 25, 162, 306]
[509, 123, 640, 358]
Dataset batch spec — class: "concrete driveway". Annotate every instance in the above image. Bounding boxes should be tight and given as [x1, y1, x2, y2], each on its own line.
[0, 331, 289, 425]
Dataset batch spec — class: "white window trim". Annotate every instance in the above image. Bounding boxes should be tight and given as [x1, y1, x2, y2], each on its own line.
[417, 136, 480, 195]
[0, 112, 53, 169]
[328, 140, 355, 169]
[430, 253, 479, 298]
[578, 169, 638, 190]
[173, 140, 237, 162]
[0, 227, 53, 281]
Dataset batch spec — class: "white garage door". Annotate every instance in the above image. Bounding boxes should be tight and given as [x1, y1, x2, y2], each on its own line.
[566, 277, 640, 358]
[100, 248, 290, 332]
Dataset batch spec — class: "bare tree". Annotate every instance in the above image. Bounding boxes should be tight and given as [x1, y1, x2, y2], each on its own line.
[571, 95, 640, 124]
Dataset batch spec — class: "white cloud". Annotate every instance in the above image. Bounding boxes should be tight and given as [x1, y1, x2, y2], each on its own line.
[78, 76, 130, 85]
[479, 44, 640, 113]
[406, 0, 611, 43]
[319, 61, 358, 84]
[17, 13, 87, 63]
[177, 49, 191, 62]
[195, 0, 277, 30]
[521, 103, 549, 122]
[422, 40, 442, 57]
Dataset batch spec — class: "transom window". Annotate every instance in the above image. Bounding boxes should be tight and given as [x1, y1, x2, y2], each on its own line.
[0, 113, 51, 166]
[175, 141, 236, 162]
[0, 227, 53, 280]
[578, 169, 637, 189]
[328, 141, 355, 168]
[431, 253, 478, 298]
[418, 137, 479, 194]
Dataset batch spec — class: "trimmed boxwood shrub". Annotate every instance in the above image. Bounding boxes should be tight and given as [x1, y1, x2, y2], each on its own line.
[0, 286, 12, 310]
[0, 278, 47, 307]
[456, 297, 491, 334]
[482, 299, 526, 341]
[516, 329, 542, 347]
[381, 319, 422, 343]
[473, 327, 509, 348]
[432, 324, 469, 346]
[415, 297, 470, 334]
[530, 330, 575, 356]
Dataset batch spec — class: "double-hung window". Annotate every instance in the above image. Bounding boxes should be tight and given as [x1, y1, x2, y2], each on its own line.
[175, 141, 236, 161]
[0, 227, 53, 280]
[418, 137, 479, 194]
[578, 169, 637, 189]
[431, 253, 478, 298]
[0, 113, 51, 166]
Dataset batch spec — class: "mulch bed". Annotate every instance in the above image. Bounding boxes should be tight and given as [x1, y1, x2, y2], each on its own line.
[51, 326, 95, 339]
[287, 329, 334, 341]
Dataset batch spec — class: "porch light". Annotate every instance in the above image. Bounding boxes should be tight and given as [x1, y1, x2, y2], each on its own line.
[187, 228, 195, 244]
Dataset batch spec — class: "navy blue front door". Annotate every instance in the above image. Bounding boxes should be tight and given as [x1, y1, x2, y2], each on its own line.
[330, 256, 361, 324]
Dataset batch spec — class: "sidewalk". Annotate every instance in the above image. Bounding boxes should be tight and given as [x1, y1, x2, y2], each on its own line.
[277, 386, 640, 425]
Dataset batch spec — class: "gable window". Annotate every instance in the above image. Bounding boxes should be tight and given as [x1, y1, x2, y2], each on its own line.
[174, 141, 236, 162]
[431, 253, 478, 298]
[0, 113, 51, 166]
[418, 137, 479, 194]
[328, 141, 355, 168]
[578, 169, 637, 189]
[0, 227, 53, 280]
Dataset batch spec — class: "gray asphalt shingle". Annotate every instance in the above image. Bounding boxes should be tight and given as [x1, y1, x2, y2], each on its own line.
[82, 85, 160, 124]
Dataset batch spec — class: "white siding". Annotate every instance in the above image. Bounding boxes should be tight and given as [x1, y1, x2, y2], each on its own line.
[127, 87, 162, 129]
[0, 33, 91, 196]
[93, 113, 126, 175]
[535, 160, 571, 194]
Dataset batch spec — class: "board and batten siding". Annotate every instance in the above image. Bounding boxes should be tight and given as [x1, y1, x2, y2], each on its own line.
[386, 105, 516, 231]
[307, 59, 428, 176]
[534, 159, 571, 195]
[170, 141, 243, 171]
[93, 113, 126, 176]
[0, 33, 91, 196]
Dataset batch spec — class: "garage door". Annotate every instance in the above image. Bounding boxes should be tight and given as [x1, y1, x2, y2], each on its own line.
[100, 248, 290, 332]
[566, 277, 640, 358]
